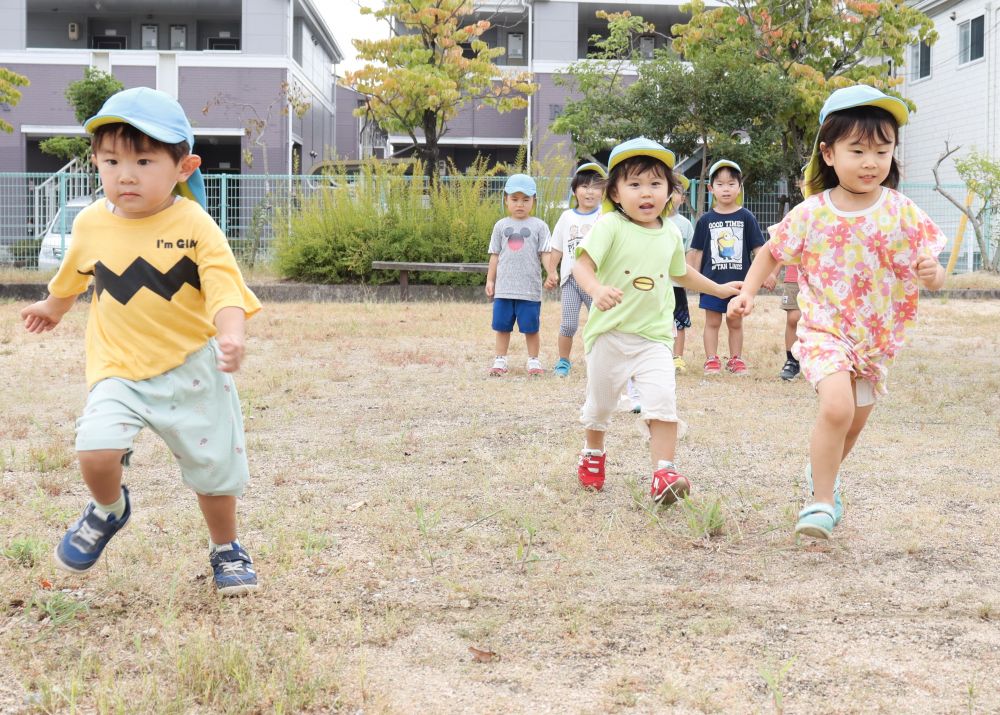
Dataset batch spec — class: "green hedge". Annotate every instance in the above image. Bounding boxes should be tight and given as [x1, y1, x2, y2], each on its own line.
[275, 161, 568, 285]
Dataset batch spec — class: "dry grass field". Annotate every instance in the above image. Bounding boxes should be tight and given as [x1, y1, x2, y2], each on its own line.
[1, 296, 999, 714]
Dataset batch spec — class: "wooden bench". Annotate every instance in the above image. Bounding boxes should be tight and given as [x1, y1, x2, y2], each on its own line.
[371, 261, 489, 300]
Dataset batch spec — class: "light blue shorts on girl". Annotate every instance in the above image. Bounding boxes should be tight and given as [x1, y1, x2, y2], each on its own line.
[75, 339, 250, 496]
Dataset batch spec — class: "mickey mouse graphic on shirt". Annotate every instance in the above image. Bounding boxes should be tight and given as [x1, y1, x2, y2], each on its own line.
[504, 225, 532, 251]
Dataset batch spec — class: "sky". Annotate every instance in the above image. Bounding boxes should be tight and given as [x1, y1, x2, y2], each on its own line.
[314, 0, 388, 74]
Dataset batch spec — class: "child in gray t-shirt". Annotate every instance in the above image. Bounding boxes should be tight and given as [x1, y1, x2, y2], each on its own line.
[485, 173, 553, 376]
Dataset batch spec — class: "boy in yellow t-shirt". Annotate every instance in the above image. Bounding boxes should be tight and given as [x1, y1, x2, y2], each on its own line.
[20, 87, 262, 596]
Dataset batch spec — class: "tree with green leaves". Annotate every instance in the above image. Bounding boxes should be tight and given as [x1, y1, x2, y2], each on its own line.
[40, 67, 123, 164]
[933, 143, 1000, 273]
[343, 0, 536, 180]
[672, 0, 937, 198]
[0, 66, 30, 134]
[553, 11, 794, 212]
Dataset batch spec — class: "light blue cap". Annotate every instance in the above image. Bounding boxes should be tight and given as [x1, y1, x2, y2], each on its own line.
[504, 173, 537, 196]
[85, 87, 206, 209]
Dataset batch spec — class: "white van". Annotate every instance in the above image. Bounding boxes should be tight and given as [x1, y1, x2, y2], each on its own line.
[37, 197, 93, 271]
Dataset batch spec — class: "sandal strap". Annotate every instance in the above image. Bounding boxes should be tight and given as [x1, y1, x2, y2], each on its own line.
[798, 502, 836, 519]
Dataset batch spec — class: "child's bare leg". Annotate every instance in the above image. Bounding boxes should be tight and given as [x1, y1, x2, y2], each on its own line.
[785, 309, 801, 351]
[584, 428, 605, 452]
[197, 494, 238, 545]
[843, 400, 874, 459]
[494, 331, 512, 356]
[810, 372, 855, 504]
[557, 334, 573, 360]
[525, 331, 540, 357]
[648, 419, 678, 467]
[674, 328, 685, 357]
[703, 310, 722, 356]
[726, 313, 744, 356]
[79, 449, 126, 505]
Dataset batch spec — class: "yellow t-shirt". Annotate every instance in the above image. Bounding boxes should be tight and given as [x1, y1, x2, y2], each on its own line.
[48, 198, 262, 387]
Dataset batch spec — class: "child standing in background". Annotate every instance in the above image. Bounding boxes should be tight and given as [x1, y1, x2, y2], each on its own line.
[729, 85, 946, 539]
[668, 175, 695, 373]
[572, 138, 740, 502]
[486, 173, 553, 376]
[688, 160, 766, 375]
[546, 163, 607, 377]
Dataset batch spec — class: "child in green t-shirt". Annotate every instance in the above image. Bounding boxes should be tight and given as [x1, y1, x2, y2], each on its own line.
[572, 138, 740, 502]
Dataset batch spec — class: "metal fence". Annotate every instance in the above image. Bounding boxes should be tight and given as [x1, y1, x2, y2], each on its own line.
[0, 172, 993, 273]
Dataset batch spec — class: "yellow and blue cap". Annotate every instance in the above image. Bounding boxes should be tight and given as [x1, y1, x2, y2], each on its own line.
[602, 137, 676, 216]
[802, 84, 909, 198]
[569, 161, 607, 209]
[85, 87, 206, 208]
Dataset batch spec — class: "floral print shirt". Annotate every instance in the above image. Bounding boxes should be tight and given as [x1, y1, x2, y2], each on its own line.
[768, 188, 946, 387]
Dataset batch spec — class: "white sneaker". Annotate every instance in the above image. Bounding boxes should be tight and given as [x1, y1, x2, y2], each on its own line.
[489, 356, 508, 376]
[526, 357, 544, 375]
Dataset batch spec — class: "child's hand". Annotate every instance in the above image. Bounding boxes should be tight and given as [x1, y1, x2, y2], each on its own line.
[762, 274, 777, 291]
[485, 279, 495, 298]
[21, 301, 62, 333]
[593, 284, 623, 311]
[911, 254, 944, 289]
[216, 333, 245, 373]
[718, 281, 742, 298]
[544, 272, 558, 290]
[728, 292, 754, 317]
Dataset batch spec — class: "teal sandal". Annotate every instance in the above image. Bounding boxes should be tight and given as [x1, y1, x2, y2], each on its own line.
[795, 503, 836, 540]
[805, 465, 843, 525]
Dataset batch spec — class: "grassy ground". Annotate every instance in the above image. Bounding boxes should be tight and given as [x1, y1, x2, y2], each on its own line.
[1, 297, 998, 714]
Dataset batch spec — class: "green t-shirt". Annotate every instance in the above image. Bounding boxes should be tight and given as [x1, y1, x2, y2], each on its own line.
[576, 212, 688, 353]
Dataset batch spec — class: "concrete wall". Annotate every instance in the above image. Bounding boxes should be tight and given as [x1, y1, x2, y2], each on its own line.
[335, 84, 362, 161]
[533, 2, 578, 62]
[0, 0, 25, 50]
[244, 0, 289, 55]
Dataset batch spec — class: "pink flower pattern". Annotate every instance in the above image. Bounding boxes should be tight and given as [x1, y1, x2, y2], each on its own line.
[768, 189, 946, 393]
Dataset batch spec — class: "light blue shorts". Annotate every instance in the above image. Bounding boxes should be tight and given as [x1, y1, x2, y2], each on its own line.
[75, 340, 250, 497]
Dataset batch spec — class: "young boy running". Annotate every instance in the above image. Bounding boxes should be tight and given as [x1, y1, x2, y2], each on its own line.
[687, 160, 766, 375]
[20, 87, 262, 596]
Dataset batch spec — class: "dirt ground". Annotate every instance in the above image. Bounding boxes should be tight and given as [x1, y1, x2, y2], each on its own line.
[1, 296, 998, 714]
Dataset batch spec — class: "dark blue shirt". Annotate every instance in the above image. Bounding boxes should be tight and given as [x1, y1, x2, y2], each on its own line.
[690, 207, 766, 283]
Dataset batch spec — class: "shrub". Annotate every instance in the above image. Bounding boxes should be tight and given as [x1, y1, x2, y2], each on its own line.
[275, 156, 571, 285]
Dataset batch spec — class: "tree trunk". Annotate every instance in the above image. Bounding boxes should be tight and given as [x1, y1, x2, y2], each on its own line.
[421, 110, 441, 186]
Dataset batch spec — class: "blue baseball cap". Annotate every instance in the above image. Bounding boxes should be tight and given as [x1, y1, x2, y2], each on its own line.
[602, 137, 676, 216]
[85, 87, 206, 208]
[570, 162, 607, 209]
[504, 173, 537, 196]
[803, 84, 909, 197]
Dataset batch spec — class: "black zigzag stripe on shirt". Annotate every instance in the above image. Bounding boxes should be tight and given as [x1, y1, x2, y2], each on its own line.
[85, 257, 201, 304]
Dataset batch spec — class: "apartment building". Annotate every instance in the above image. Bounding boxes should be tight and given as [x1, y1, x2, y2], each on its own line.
[901, 0, 999, 185]
[0, 0, 343, 177]
[336, 0, 695, 169]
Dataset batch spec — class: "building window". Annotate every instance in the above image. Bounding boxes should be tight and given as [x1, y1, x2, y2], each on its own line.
[639, 36, 655, 59]
[959, 16, 984, 64]
[549, 104, 563, 122]
[910, 41, 930, 80]
[507, 32, 524, 60]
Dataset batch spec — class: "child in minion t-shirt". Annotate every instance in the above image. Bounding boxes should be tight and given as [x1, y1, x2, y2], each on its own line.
[21, 87, 262, 596]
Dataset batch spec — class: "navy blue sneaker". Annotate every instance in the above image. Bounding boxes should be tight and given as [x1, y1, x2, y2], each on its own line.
[210, 542, 259, 596]
[54, 486, 132, 573]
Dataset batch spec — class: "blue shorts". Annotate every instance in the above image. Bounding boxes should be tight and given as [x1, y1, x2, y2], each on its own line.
[492, 298, 541, 334]
[699, 293, 734, 314]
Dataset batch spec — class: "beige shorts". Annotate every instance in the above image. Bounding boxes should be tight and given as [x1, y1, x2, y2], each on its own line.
[780, 282, 800, 311]
[581, 331, 677, 432]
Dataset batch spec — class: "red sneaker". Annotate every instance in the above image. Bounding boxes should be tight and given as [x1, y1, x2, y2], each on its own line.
[703, 355, 722, 375]
[651, 466, 690, 504]
[577, 450, 606, 491]
[726, 355, 748, 375]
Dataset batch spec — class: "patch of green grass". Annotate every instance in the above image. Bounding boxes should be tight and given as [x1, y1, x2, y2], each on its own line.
[3, 535, 47, 566]
[27, 591, 89, 627]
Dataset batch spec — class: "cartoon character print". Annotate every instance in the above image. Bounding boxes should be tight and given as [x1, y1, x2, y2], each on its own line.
[566, 223, 592, 257]
[717, 227, 737, 258]
[503, 226, 531, 251]
[708, 221, 745, 270]
[622, 269, 662, 292]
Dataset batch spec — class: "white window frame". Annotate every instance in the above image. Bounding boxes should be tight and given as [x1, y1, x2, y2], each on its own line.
[959, 16, 985, 65]
[910, 40, 931, 81]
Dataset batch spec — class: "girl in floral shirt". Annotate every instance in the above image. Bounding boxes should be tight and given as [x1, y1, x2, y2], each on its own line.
[729, 85, 946, 540]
